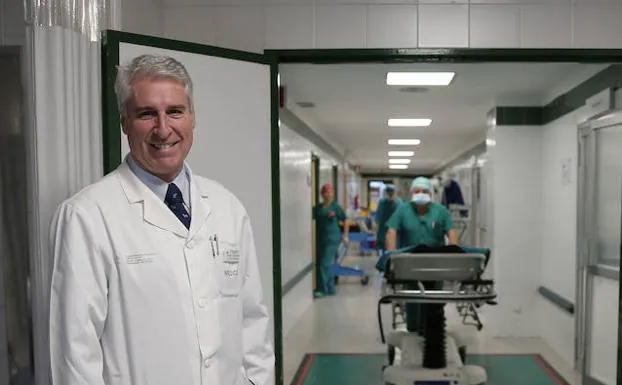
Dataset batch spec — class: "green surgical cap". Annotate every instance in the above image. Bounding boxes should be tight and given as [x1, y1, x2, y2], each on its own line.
[411, 177, 432, 191]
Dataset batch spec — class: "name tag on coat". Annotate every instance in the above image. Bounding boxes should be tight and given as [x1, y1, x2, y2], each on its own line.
[124, 254, 155, 265]
[222, 245, 241, 278]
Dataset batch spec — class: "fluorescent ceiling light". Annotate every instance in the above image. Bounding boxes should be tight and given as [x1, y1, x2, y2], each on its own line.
[386, 72, 455, 86]
[389, 158, 411, 164]
[388, 151, 415, 157]
[388, 118, 432, 127]
[388, 139, 421, 146]
[389, 164, 408, 170]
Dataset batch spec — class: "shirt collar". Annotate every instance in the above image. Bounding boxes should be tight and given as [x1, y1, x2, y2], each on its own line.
[125, 154, 191, 208]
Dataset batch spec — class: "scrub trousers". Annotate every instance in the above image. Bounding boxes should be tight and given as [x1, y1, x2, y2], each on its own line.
[316, 241, 339, 295]
[405, 280, 443, 333]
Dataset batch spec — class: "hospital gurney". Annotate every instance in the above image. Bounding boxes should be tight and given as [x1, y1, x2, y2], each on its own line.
[333, 242, 370, 285]
[454, 247, 495, 331]
[377, 251, 497, 385]
[375, 245, 495, 332]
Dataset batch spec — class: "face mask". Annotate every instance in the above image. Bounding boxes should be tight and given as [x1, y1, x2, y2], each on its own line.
[412, 193, 431, 205]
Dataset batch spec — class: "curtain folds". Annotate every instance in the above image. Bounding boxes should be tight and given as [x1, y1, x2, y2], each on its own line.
[26, 20, 105, 385]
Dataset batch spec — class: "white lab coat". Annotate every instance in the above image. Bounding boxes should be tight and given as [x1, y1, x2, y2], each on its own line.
[49, 161, 275, 385]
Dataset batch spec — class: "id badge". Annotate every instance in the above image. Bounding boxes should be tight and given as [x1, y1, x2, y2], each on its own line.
[222, 245, 241, 278]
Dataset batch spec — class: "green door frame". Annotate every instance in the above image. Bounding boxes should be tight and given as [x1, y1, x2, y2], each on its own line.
[101, 32, 622, 385]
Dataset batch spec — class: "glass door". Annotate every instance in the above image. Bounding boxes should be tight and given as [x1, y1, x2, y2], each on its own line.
[577, 111, 622, 385]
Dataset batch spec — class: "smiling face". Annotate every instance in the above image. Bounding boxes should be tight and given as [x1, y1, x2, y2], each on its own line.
[122, 76, 195, 182]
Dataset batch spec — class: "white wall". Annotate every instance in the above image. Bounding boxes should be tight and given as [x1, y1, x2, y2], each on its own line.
[121, 0, 164, 37]
[488, 125, 542, 337]
[155, 2, 622, 52]
[279, 118, 346, 336]
[279, 123, 313, 336]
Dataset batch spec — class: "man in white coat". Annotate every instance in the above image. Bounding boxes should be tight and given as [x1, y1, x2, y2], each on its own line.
[49, 54, 275, 385]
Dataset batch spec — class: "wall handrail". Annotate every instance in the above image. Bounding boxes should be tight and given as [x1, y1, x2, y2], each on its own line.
[538, 286, 574, 315]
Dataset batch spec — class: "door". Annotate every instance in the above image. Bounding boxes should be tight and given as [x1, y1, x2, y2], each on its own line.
[576, 111, 622, 385]
[311, 154, 319, 292]
[101, 30, 281, 384]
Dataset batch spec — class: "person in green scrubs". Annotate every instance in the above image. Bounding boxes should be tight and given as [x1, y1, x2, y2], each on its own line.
[374, 184, 401, 253]
[313, 183, 349, 298]
[385, 177, 459, 332]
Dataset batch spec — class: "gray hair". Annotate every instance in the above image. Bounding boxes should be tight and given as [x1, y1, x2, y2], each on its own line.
[114, 54, 194, 117]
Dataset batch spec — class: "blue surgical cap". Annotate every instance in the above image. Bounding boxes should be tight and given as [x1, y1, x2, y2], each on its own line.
[411, 177, 432, 191]
[385, 184, 395, 192]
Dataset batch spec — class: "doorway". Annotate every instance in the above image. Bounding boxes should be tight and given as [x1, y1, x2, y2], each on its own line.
[367, 179, 393, 213]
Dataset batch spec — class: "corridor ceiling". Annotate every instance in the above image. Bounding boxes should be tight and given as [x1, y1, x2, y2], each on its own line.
[280, 62, 606, 174]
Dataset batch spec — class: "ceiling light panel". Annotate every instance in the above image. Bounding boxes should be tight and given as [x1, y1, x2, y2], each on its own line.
[388, 159, 411, 164]
[388, 151, 415, 157]
[386, 72, 455, 86]
[389, 164, 408, 169]
[388, 118, 431, 127]
[388, 139, 421, 146]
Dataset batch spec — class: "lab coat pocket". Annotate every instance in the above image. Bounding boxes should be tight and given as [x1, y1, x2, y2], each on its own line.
[218, 241, 242, 296]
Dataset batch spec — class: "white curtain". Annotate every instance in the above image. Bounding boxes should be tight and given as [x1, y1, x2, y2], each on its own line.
[23, 0, 117, 382]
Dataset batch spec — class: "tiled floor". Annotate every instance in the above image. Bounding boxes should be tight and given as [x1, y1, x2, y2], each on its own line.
[282, 256, 581, 385]
[291, 353, 569, 385]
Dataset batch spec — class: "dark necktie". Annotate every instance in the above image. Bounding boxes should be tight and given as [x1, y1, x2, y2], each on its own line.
[165, 183, 191, 229]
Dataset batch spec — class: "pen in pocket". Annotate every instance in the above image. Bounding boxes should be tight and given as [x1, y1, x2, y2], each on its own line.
[209, 235, 216, 258]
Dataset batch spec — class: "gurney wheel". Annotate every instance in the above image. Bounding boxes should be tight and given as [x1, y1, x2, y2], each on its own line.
[361, 275, 369, 285]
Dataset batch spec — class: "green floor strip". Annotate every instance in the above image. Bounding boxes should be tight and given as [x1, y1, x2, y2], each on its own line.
[292, 353, 568, 385]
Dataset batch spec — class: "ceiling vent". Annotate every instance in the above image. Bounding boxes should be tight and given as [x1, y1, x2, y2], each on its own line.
[399, 86, 429, 93]
[296, 101, 316, 108]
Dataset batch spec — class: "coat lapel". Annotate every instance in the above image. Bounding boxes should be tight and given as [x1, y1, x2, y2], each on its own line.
[187, 169, 212, 240]
[117, 162, 188, 238]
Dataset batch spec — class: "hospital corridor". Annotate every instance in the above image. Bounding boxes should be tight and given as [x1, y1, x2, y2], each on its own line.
[3, 0, 622, 384]
[277, 60, 622, 385]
